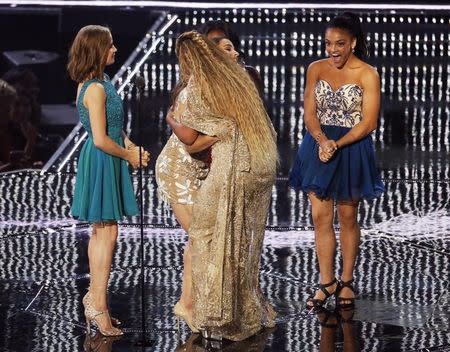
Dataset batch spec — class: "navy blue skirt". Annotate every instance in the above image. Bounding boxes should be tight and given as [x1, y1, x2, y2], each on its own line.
[289, 125, 385, 201]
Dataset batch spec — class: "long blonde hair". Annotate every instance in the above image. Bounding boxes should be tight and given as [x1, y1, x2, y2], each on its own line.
[176, 31, 278, 172]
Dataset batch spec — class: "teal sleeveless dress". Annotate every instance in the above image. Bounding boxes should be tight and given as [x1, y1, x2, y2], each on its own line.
[71, 77, 139, 223]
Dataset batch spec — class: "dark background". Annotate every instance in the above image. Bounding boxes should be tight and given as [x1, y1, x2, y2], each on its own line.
[0, 6, 158, 104]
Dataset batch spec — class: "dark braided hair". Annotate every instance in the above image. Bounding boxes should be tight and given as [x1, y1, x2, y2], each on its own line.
[327, 12, 368, 59]
[200, 20, 240, 51]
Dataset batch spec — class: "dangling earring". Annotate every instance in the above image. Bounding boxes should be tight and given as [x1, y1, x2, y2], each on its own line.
[352, 47, 355, 53]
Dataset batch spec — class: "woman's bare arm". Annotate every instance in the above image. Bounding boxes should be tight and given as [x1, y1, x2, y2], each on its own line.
[304, 61, 336, 157]
[85, 83, 144, 168]
[166, 112, 199, 145]
[185, 134, 218, 154]
[336, 67, 380, 148]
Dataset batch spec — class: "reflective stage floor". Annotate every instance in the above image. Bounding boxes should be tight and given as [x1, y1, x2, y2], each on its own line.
[1, 171, 449, 352]
[1, 5, 450, 352]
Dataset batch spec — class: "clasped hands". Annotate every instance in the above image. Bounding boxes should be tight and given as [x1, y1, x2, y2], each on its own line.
[126, 142, 150, 169]
[318, 139, 338, 163]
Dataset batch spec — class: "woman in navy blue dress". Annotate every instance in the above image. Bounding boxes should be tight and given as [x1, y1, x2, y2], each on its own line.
[289, 13, 384, 310]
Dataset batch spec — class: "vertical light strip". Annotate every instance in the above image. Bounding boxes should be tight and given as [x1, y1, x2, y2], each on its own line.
[118, 14, 178, 92]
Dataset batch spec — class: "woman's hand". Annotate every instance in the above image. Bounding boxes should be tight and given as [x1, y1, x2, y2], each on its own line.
[124, 136, 136, 150]
[318, 139, 337, 162]
[126, 146, 150, 169]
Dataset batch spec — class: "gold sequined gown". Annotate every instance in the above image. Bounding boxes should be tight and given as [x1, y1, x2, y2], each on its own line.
[179, 80, 277, 341]
[155, 88, 209, 205]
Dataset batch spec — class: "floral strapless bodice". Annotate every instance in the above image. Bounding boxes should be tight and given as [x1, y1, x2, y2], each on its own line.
[315, 80, 363, 128]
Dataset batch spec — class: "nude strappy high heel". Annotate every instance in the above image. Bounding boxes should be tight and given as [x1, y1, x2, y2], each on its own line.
[84, 293, 123, 337]
[83, 291, 122, 326]
[173, 302, 199, 333]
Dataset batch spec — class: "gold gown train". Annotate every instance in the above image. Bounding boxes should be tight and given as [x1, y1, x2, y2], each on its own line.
[179, 79, 277, 341]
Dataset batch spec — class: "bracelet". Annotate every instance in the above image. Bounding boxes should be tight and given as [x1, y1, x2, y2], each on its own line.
[314, 131, 325, 144]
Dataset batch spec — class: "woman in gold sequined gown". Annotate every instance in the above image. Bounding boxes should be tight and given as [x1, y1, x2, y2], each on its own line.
[170, 31, 278, 341]
[155, 37, 242, 332]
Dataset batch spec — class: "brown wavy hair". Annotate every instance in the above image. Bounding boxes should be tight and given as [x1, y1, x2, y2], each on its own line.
[176, 31, 278, 172]
[67, 25, 112, 83]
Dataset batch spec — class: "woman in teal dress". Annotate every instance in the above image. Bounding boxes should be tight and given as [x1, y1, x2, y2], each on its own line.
[68, 25, 149, 336]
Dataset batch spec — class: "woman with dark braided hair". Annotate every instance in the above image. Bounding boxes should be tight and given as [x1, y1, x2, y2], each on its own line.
[170, 30, 278, 341]
[201, 20, 265, 99]
[289, 12, 384, 311]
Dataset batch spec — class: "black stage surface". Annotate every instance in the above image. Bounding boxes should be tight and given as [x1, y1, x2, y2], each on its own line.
[1, 7, 449, 352]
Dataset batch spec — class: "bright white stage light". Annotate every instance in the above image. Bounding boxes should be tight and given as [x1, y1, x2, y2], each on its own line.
[0, 1, 449, 10]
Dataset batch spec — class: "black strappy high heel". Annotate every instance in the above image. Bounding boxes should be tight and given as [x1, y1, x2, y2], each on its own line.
[306, 278, 338, 310]
[336, 278, 356, 309]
